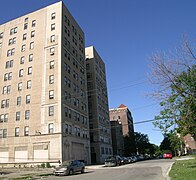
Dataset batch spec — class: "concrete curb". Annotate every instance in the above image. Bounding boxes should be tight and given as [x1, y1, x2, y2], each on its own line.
[85, 165, 105, 170]
[166, 162, 174, 180]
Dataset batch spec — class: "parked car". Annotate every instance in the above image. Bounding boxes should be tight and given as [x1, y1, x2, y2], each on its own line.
[120, 157, 128, 164]
[136, 155, 144, 161]
[127, 157, 134, 163]
[130, 156, 137, 162]
[105, 155, 122, 167]
[54, 160, 85, 176]
[163, 153, 172, 159]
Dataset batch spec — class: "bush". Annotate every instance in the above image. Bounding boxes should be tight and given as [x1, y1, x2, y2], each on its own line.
[46, 162, 51, 168]
[41, 163, 45, 168]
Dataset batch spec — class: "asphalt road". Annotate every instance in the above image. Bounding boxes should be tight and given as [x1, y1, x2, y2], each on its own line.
[46, 159, 174, 180]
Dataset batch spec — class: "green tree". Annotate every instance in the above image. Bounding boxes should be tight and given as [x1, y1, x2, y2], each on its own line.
[160, 132, 182, 156]
[123, 132, 136, 156]
[149, 39, 196, 139]
[134, 132, 150, 155]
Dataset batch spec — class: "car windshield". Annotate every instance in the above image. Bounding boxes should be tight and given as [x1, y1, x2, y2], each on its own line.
[61, 161, 72, 166]
[106, 156, 116, 161]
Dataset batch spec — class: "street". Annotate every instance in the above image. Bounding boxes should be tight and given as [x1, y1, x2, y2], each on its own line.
[46, 159, 174, 180]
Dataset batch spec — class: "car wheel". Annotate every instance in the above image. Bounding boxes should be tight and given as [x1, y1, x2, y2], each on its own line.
[69, 169, 74, 175]
[81, 167, 85, 173]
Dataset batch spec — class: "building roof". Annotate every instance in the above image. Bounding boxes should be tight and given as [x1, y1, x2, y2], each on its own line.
[118, 104, 127, 108]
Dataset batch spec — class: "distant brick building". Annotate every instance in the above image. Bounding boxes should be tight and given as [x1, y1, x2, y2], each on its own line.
[109, 104, 135, 155]
[109, 104, 134, 136]
[183, 134, 196, 154]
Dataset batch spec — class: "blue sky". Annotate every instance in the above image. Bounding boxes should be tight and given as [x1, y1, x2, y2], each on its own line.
[1, 0, 196, 145]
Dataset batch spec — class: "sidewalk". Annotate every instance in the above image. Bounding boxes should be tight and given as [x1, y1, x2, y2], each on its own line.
[86, 164, 105, 170]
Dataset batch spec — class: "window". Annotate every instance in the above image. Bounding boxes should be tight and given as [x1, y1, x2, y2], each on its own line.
[21, 45, 26, 52]
[28, 67, 32, 75]
[50, 35, 55, 42]
[7, 48, 15, 56]
[4, 114, 8, 122]
[25, 110, 30, 120]
[26, 95, 30, 104]
[0, 42, 2, 48]
[50, 47, 55, 55]
[49, 106, 54, 116]
[68, 125, 72, 134]
[4, 74, 12, 81]
[29, 54, 33, 62]
[4, 74, 8, 81]
[24, 23, 28, 30]
[0, 129, 7, 138]
[49, 75, 54, 84]
[48, 123, 54, 133]
[24, 126, 29, 136]
[3, 129, 7, 138]
[27, 80, 31, 89]
[24, 17, 28, 23]
[20, 56, 25, 64]
[16, 112, 20, 121]
[0, 115, 4, 123]
[0, 32, 3, 39]
[23, 33, 27, 40]
[68, 109, 72, 118]
[2, 86, 7, 94]
[1, 100, 5, 108]
[8, 37, 16, 45]
[50, 60, 54, 69]
[51, 12, 56, 20]
[5, 60, 13, 68]
[31, 31, 35, 38]
[10, 27, 17, 35]
[32, 20, 36, 27]
[2, 86, 10, 94]
[15, 127, 19, 136]
[5, 99, 9, 108]
[30, 42, 34, 49]
[65, 107, 68, 117]
[64, 124, 68, 133]
[101, 147, 104, 154]
[8, 72, 12, 80]
[19, 69, 24, 77]
[18, 82, 22, 91]
[49, 90, 54, 99]
[51, 23, 55, 31]
[17, 96, 21, 106]
[7, 86, 11, 94]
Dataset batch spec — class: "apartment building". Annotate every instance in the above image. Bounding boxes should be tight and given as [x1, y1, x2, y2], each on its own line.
[109, 104, 135, 155]
[110, 104, 134, 136]
[85, 46, 112, 164]
[0, 2, 90, 164]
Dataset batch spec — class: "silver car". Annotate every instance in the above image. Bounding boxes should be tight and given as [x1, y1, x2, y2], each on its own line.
[54, 160, 85, 176]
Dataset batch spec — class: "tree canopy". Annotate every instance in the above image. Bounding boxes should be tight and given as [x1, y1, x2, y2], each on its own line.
[149, 39, 196, 139]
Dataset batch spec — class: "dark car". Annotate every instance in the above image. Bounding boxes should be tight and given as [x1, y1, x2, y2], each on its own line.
[54, 160, 85, 176]
[121, 157, 128, 164]
[131, 156, 137, 162]
[105, 155, 122, 167]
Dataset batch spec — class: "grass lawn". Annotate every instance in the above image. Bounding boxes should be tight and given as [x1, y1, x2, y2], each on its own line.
[169, 158, 196, 180]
